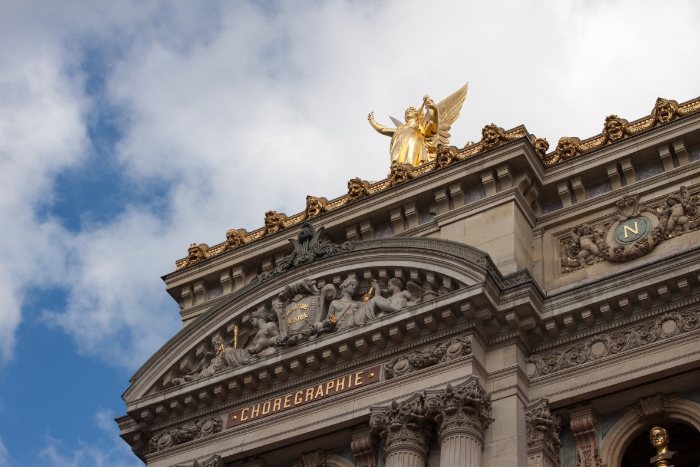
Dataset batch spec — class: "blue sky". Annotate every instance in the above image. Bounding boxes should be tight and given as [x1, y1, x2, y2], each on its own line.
[1, 1, 699, 465]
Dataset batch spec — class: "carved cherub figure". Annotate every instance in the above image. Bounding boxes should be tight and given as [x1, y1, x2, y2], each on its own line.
[660, 189, 691, 238]
[571, 224, 606, 267]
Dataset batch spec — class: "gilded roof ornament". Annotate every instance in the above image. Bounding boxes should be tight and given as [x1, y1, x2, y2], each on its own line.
[223, 228, 246, 251]
[346, 177, 370, 202]
[263, 210, 286, 236]
[652, 98, 678, 125]
[387, 161, 414, 187]
[184, 243, 208, 267]
[602, 114, 630, 143]
[303, 195, 327, 220]
[368, 84, 468, 167]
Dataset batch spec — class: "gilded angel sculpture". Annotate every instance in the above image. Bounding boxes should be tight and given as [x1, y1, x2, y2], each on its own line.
[368, 84, 468, 167]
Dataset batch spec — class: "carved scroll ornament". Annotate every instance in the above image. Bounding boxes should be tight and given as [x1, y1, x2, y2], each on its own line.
[384, 335, 471, 380]
[528, 309, 700, 378]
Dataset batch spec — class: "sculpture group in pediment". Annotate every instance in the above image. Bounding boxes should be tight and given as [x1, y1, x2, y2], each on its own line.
[561, 188, 700, 274]
[168, 271, 437, 388]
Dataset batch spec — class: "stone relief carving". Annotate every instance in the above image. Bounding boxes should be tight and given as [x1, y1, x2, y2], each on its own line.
[170, 454, 225, 467]
[528, 309, 700, 378]
[330, 277, 427, 331]
[634, 392, 677, 420]
[259, 223, 353, 283]
[384, 335, 471, 380]
[569, 406, 604, 467]
[149, 416, 223, 453]
[526, 398, 561, 465]
[424, 376, 493, 442]
[561, 189, 700, 274]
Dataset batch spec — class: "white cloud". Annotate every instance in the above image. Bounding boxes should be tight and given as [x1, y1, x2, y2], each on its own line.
[1, 0, 699, 372]
[0, 435, 10, 467]
[37, 409, 141, 467]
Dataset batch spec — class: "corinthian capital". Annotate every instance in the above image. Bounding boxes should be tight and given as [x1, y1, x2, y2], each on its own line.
[526, 398, 561, 465]
[369, 393, 432, 457]
[424, 376, 493, 443]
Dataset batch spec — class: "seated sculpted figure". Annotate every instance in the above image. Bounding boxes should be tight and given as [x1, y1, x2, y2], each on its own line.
[170, 334, 257, 386]
[330, 277, 423, 330]
[246, 307, 281, 356]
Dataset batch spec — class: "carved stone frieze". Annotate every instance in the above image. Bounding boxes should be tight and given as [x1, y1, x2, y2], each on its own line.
[528, 309, 700, 378]
[424, 376, 493, 442]
[170, 454, 225, 467]
[634, 392, 677, 419]
[384, 335, 471, 380]
[526, 398, 561, 465]
[369, 393, 433, 459]
[149, 416, 223, 453]
[561, 189, 700, 274]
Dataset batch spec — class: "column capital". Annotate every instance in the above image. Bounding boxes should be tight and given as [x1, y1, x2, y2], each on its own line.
[526, 398, 561, 466]
[369, 393, 432, 460]
[424, 376, 493, 444]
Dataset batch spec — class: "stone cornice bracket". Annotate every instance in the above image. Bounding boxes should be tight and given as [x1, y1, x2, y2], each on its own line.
[425, 376, 493, 445]
[634, 392, 677, 420]
[351, 427, 378, 467]
[369, 393, 433, 467]
[569, 405, 604, 467]
[526, 398, 562, 467]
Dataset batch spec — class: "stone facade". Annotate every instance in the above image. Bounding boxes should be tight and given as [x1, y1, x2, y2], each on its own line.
[118, 95, 700, 467]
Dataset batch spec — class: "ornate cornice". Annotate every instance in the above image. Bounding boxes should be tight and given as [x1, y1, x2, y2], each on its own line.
[173, 94, 700, 271]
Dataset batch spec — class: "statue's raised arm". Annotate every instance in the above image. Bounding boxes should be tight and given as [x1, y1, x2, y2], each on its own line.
[367, 112, 396, 137]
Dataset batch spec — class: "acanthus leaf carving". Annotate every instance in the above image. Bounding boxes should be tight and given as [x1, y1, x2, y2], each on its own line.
[526, 398, 561, 465]
[369, 393, 433, 457]
[424, 376, 493, 443]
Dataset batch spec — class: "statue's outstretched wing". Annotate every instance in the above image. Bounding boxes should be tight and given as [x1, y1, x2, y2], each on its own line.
[435, 84, 468, 146]
[389, 116, 404, 128]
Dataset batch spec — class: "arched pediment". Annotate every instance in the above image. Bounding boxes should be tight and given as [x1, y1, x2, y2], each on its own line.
[125, 226, 539, 403]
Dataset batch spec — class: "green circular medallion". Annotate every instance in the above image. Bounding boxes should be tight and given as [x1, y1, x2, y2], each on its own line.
[613, 217, 651, 244]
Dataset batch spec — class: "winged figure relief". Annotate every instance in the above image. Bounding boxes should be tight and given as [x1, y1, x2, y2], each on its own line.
[368, 84, 468, 167]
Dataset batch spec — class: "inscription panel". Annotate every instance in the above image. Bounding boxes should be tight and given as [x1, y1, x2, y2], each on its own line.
[226, 365, 381, 428]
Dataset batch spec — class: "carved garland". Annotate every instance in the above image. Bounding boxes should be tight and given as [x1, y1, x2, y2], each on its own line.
[528, 308, 700, 378]
[175, 95, 700, 270]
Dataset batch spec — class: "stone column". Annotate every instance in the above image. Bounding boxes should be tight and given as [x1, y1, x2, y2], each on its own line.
[425, 376, 493, 467]
[526, 398, 561, 467]
[370, 393, 431, 467]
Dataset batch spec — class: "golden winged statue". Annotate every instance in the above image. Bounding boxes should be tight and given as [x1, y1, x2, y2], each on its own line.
[368, 84, 468, 167]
